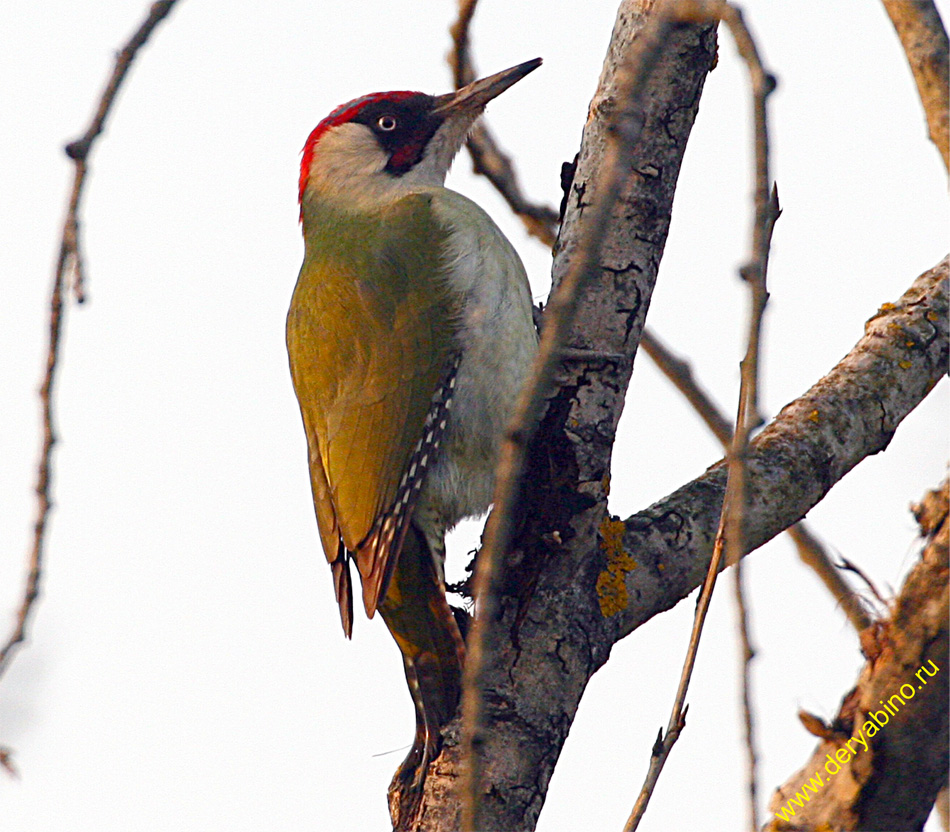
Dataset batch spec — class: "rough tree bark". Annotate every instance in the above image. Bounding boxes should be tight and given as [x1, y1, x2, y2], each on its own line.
[766, 479, 949, 831]
[399, 2, 949, 830]
[407, 4, 718, 830]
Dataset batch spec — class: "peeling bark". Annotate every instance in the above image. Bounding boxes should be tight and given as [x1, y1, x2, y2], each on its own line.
[765, 480, 949, 831]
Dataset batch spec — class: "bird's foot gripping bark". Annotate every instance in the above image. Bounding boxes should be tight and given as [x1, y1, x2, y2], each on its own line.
[380, 525, 465, 829]
[386, 654, 446, 828]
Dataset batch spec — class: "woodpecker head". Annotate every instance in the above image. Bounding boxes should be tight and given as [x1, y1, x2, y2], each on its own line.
[299, 58, 541, 214]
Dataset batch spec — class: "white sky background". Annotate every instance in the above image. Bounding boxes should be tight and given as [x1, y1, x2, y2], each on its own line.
[1, 0, 947, 829]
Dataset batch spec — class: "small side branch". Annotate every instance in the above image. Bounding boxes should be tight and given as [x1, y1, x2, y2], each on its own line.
[0, 0, 180, 753]
[639, 330, 736, 445]
[62, 0, 180, 301]
[787, 524, 874, 633]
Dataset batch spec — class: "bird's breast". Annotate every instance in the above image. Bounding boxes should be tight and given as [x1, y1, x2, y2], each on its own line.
[416, 188, 538, 532]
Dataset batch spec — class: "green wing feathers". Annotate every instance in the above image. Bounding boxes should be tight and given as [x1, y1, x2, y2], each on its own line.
[286, 194, 459, 625]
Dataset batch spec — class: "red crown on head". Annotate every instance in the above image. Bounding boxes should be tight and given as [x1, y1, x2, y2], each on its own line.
[298, 90, 418, 215]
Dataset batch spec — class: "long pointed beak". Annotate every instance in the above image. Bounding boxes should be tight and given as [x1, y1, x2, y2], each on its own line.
[432, 58, 542, 118]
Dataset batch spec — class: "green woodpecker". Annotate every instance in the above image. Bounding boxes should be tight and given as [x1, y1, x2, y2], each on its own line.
[286, 59, 541, 787]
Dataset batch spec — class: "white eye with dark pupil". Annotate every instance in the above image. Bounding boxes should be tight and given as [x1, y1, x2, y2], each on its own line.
[378, 115, 397, 131]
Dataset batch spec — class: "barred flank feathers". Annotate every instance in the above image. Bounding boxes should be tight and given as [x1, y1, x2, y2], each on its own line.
[356, 353, 461, 616]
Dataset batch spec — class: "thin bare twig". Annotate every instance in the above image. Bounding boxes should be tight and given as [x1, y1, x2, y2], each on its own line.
[879, 0, 949, 172]
[458, 3, 685, 828]
[623, 2, 779, 829]
[448, 0, 560, 247]
[732, 549, 760, 831]
[642, 321, 874, 636]
[448, 0, 478, 87]
[787, 524, 873, 632]
[837, 555, 890, 610]
[639, 329, 739, 445]
[0, 0, 179, 729]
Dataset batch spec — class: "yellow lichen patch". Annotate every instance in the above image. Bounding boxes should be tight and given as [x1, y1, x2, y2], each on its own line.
[596, 515, 636, 617]
[602, 472, 611, 497]
[808, 409, 820, 423]
[878, 302, 896, 313]
[927, 309, 939, 322]
[899, 360, 913, 369]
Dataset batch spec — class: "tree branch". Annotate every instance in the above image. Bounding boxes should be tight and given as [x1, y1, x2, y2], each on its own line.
[0, 0, 180, 765]
[765, 478, 949, 831]
[414, 2, 720, 828]
[879, 0, 949, 173]
[786, 523, 874, 634]
[448, 0, 560, 246]
[638, 330, 735, 444]
[460, 2, 691, 826]
[640, 331, 873, 633]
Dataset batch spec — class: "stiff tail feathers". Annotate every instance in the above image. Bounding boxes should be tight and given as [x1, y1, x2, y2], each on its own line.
[330, 541, 354, 638]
